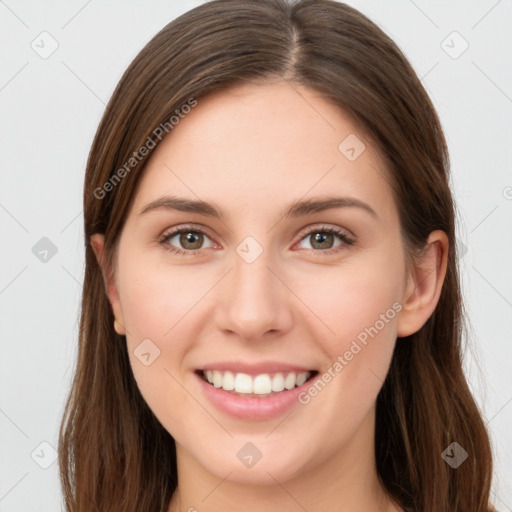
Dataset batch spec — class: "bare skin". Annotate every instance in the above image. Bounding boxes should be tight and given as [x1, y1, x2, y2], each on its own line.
[91, 80, 448, 512]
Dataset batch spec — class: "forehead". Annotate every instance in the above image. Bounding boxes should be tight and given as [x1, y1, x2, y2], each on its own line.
[128, 81, 395, 224]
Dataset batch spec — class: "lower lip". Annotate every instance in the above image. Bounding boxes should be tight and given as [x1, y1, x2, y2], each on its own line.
[195, 371, 316, 421]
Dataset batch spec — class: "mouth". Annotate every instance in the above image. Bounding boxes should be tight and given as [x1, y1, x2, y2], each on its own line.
[196, 369, 319, 398]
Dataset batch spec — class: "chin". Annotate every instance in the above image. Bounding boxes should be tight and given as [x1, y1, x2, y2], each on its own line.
[191, 437, 317, 486]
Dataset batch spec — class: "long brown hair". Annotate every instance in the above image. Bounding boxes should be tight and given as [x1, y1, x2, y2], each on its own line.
[58, 1, 494, 510]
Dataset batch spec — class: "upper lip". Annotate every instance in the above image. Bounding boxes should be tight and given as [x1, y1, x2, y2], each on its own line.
[198, 361, 316, 376]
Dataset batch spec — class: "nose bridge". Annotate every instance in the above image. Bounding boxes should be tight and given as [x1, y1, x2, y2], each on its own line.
[215, 238, 293, 340]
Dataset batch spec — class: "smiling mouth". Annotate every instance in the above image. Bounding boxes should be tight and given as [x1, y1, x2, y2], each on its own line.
[196, 369, 318, 398]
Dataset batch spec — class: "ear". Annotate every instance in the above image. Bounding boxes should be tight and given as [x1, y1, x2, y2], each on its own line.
[396, 230, 449, 338]
[90, 233, 126, 335]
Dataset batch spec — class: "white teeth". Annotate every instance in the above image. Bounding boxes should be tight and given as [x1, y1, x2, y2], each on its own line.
[202, 370, 312, 394]
[212, 370, 222, 388]
[271, 373, 285, 392]
[222, 371, 235, 391]
[284, 373, 296, 390]
[234, 373, 253, 393]
[253, 374, 272, 394]
[296, 372, 309, 386]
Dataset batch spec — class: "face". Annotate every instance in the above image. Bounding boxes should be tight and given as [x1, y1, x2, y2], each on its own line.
[93, 80, 426, 485]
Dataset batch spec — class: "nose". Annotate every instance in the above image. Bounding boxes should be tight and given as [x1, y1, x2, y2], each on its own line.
[214, 246, 294, 342]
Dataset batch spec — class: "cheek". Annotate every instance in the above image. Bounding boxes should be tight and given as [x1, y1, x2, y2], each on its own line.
[296, 250, 404, 356]
[115, 251, 198, 400]
[118, 252, 208, 346]
[329, 278, 399, 357]
[117, 261, 205, 440]
[292, 247, 404, 417]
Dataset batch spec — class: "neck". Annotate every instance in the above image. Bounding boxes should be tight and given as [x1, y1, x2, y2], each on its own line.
[167, 408, 401, 512]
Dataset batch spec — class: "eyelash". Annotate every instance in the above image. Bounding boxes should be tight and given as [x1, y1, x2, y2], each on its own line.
[158, 224, 355, 257]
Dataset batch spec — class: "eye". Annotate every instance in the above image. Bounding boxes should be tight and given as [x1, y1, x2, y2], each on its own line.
[295, 225, 355, 254]
[158, 225, 216, 255]
[158, 224, 355, 256]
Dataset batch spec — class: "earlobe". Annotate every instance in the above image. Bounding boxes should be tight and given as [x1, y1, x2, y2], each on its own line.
[396, 230, 449, 338]
[90, 233, 126, 335]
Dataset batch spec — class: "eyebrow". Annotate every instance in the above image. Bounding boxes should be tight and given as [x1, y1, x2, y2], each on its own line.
[138, 195, 378, 221]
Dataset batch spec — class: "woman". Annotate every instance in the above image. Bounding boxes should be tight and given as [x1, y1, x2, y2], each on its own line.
[58, 1, 495, 511]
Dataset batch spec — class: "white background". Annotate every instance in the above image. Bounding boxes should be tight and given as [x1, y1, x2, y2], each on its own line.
[1, 0, 511, 510]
